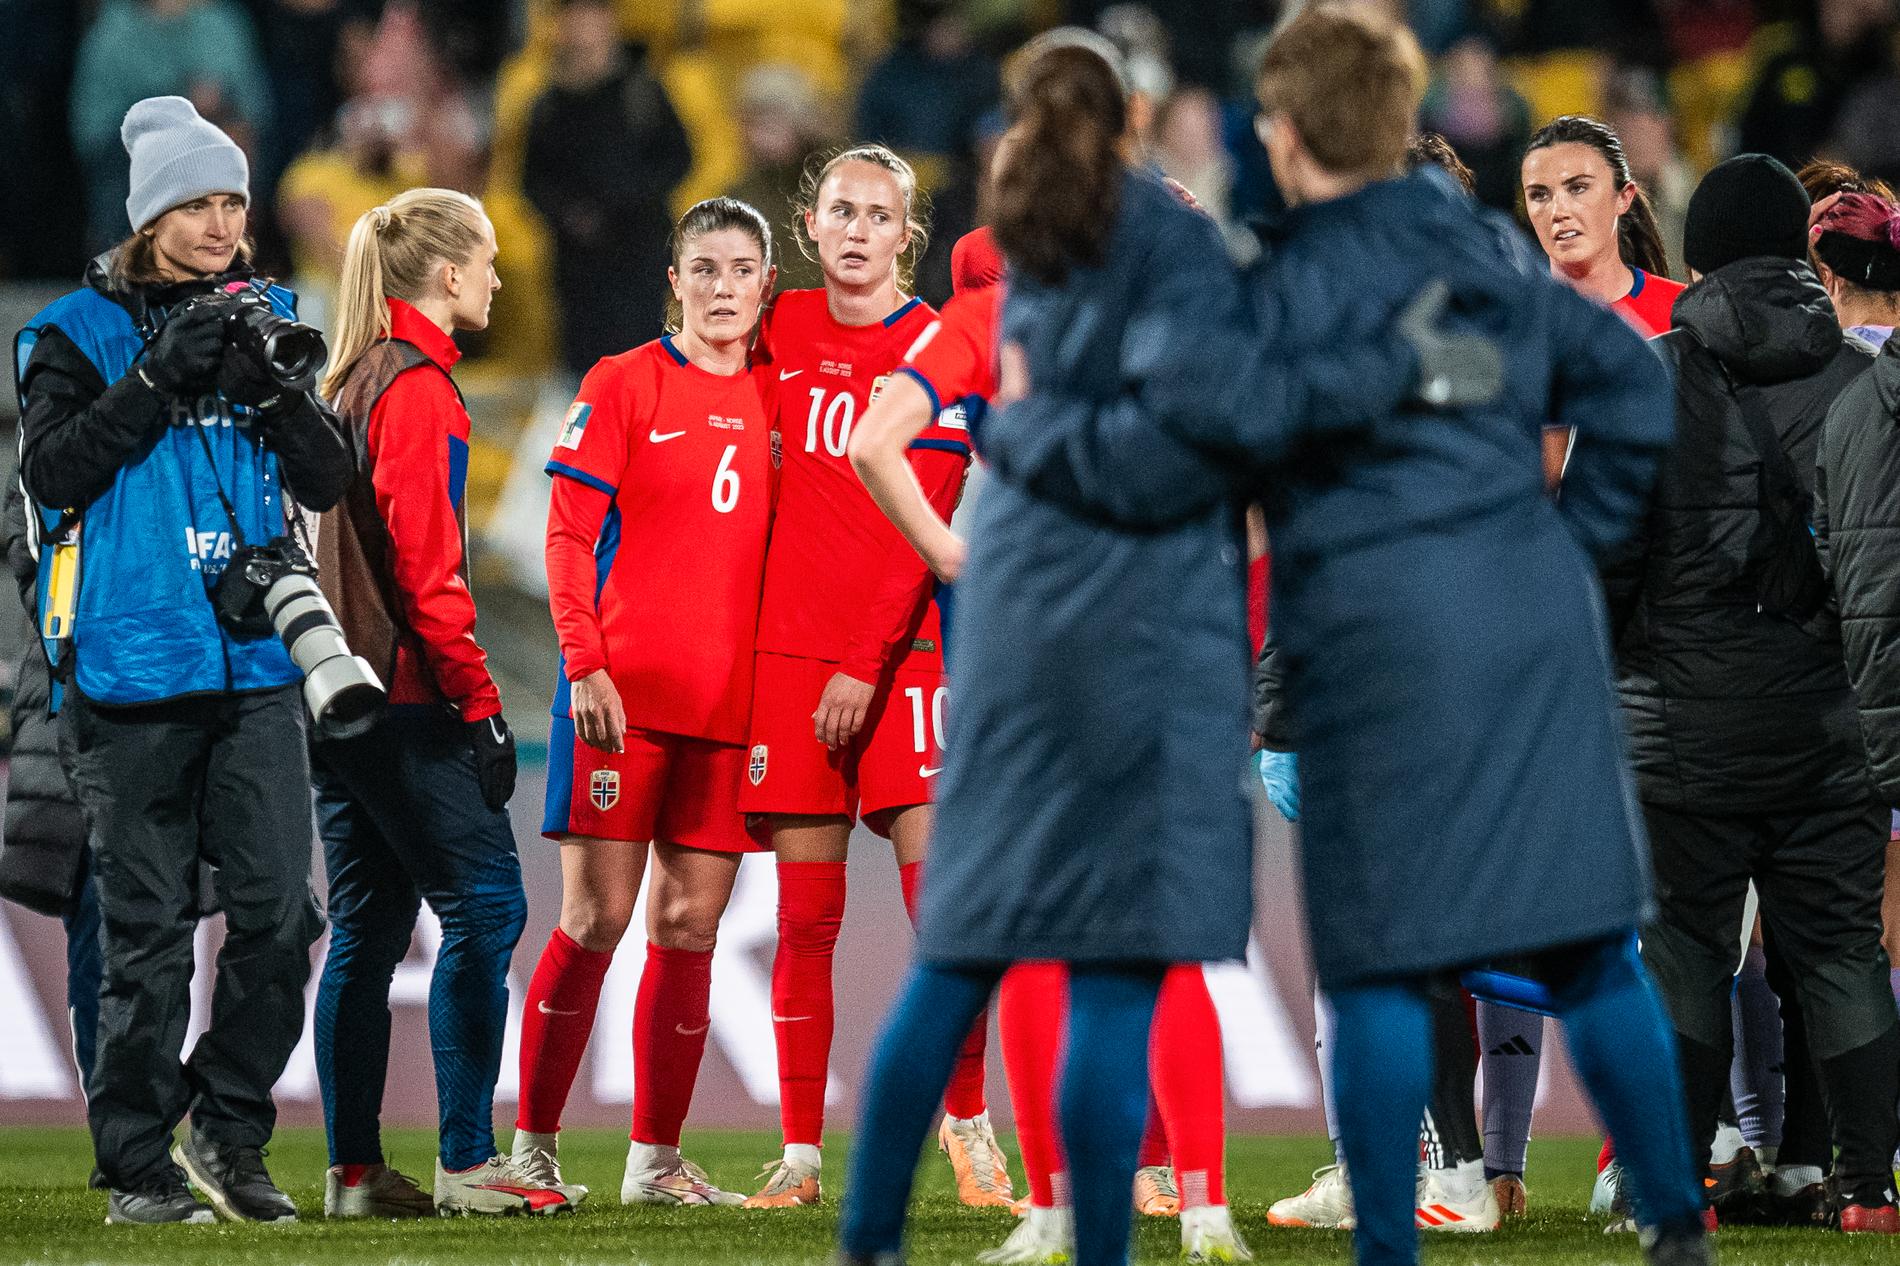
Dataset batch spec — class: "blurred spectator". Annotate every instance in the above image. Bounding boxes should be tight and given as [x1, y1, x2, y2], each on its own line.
[854, 0, 998, 191]
[245, 0, 382, 186]
[0, 0, 86, 279]
[1151, 85, 1233, 232]
[728, 64, 835, 295]
[1830, 26, 1900, 186]
[1095, 3, 1173, 152]
[1604, 66, 1695, 279]
[70, 0, 274, 254]
[1419, 35, 1533, 211]
[1737, 0, 1895, 172]
[523, 0, 690, 376]
[277, 98, 425, 305]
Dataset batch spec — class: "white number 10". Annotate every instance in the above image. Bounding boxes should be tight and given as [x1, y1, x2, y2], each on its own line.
[805, 387, 855, 456]
[905, 685, 948, 754]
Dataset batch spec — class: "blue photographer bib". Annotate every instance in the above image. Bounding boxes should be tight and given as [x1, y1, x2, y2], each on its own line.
[14, 283, 302, 705]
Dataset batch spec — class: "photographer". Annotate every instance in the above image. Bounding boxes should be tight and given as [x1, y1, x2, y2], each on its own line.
[14, 96, 350, 1224]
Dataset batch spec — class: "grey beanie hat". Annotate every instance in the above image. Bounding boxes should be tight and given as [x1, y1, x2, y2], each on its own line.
[122, 96, 249, 231]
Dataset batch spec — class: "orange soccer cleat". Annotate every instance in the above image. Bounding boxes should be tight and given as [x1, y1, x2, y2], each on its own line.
[940, 1113, 1016, 1209]
[742, 1157, 823, 1208]
[1134, 1165, 1182, 1217]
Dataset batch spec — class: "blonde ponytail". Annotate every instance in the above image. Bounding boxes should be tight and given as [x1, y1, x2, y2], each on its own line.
[321, 187, 489, 398]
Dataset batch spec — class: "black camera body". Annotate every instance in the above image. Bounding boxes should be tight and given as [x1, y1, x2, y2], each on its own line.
[180, 282, 329, 397]
[212, 536, 384, 738]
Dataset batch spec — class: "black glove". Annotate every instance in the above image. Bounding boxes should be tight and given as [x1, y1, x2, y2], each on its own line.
[1398, 279, 1504, 410]
[218, 350, 285, 410]
[467, 712, 517, 810]
[139, 301, 227, 397]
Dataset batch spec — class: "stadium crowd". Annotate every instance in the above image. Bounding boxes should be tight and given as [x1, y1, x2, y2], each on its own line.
[8, 4, 1900, 1266]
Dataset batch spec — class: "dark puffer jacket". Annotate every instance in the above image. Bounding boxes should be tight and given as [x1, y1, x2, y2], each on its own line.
[1817, 333, 1900, 806]
[1604, 257, 1875, 813]
[0, 484, 85, 917]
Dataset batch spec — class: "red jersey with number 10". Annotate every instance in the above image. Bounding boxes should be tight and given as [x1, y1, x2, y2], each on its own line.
[753, 288, 973, 683]
[544, 336, 773, 743]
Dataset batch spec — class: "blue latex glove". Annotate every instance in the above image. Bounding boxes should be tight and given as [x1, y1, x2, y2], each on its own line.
[1257, 749, 1300, 823]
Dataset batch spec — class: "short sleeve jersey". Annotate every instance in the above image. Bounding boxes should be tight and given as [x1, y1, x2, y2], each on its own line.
[897, 284, 1002, 427]
[1612, 268, 1685, 337]
[544, 336, 773, 743]
[753, 288, 972, 674]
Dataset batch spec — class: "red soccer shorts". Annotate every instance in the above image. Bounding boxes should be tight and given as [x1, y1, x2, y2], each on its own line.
[737, 651, 946, 836]
[543, 717, 760, 852]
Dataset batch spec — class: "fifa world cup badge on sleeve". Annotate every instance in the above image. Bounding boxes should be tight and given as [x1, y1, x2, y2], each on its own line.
[557, 401, 593, 450]
[590, 768, 620, 811]
[770, 430, 783, 470]
[749, 744, 769, 786]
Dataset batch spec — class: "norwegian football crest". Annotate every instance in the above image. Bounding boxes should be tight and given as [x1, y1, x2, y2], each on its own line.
[556, 401, 593, 450]
[589, 768, 620, 811]
[870, 374, 890, 403]
[770, 429, 783, 470]
[748, 744, 768, 786]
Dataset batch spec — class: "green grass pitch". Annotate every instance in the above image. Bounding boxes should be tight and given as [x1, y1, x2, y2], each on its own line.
[0, 1127, 1884, 1264]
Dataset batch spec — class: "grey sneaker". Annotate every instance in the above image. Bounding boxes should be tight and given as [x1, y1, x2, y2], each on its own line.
[173, 1129, 297, 1222]
[106, 1172, 215, 1225]
[325, 1163, 435, 1219]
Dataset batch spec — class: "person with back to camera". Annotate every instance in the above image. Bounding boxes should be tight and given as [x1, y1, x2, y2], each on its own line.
[964, 6, 1711, 1264]
[1611, 153, 1900, 1236]
[12, 96, 352, 1224]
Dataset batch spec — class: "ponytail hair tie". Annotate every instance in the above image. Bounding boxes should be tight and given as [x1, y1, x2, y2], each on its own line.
[371, 205, 393, 233]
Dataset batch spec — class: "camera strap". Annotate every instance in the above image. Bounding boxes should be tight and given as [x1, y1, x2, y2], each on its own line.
[190, 413, 252, 553]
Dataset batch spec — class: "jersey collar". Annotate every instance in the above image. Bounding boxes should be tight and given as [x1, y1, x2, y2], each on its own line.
[387, 296, 463, 372]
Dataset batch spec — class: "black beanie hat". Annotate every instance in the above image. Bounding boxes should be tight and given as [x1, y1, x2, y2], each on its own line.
[1682, 153, 1810, 275]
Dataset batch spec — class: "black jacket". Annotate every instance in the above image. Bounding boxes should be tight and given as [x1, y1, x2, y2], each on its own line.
[18, 254, 352, 518]
[523, 48, 691, 374]
[1605, 257, 1875, 813]
[1817, 333, 1900, 806]
[0, 485, 85, 917]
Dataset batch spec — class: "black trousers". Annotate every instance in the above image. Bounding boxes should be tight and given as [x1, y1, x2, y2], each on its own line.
[1641, 799, 1900, 1199]
[62, 685, 323, 1189]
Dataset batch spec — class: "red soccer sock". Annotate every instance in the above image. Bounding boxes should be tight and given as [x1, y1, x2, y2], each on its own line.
[631, 941, 715, 1148]
[1599, 1138, 1617, 1172]
[999, 961, 1069, 1207]
[900, 860, 989, 1118]
[773, 861, 848, 1146]
[1150, 963, 1226, 1207]
[516, 926, 612, 1134]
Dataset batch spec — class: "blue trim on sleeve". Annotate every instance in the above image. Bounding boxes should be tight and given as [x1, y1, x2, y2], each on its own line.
[546, 460, 616, 497]
[908, 438, 972, 457]
[883, 297, 924, 327]
[895, 366, 942, 417]
[447, 434, 470, 510]
[660, 335, 689, 366]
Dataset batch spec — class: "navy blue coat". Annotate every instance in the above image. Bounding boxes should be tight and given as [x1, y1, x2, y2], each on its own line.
[977, 170, 1675, 987]
[917, 171, 1421, 966]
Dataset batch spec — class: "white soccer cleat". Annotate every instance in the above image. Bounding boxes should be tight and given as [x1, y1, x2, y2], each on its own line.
[1415, 1163, 1500, 1232]
[433, 1155, 572, 1216]
[621, 1143, 744, 1206]
[324, 1163, 434, 1219]
[509, 1129, 589, 1205]
[1590, 1159, 1625, 1217]
[978, 1204, 1074, 1264]
[1182, 1204, 1253, 1262]
[1266, 1163, 1354, 1229]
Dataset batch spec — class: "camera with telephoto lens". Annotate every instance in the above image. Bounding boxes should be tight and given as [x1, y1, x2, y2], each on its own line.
[183, 281, 329, 394]
[212, 537, 385, 739]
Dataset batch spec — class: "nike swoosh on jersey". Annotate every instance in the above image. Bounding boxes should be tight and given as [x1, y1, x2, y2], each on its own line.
[778, 369, 803, 380]
[538, 1001, 582, 1016]
[649, 429, 687, 443]
[674, 1022, 711, 1037]
[919, 765, 943, 778]
[771, 1012, 816, 1023]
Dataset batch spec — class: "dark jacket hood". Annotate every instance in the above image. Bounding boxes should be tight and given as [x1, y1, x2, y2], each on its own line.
[1672, 256, 1843, 385]
[1875, 332, 1900, 418]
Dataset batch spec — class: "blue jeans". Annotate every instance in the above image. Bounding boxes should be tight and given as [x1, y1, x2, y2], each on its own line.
[312, 707, 526, 1171]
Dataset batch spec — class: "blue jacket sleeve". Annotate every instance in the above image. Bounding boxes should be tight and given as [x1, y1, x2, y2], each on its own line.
[979, 204, 1419, 526]
[1543, 281, 1675, 562]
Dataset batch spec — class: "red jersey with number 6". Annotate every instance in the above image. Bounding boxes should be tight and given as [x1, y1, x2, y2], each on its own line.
[544, 335, 773, 744]
[753, 288, 972, 683]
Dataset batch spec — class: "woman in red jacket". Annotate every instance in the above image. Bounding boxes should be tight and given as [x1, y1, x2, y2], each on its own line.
[313, 188, 565, 1218]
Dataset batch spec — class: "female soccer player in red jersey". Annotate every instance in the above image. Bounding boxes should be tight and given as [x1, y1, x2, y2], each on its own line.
[738, 144, 998, 1210]
[852, 222, 1246, 1264]
[1521, 116, 1685, 491]
[511, 198, 777, 1207]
